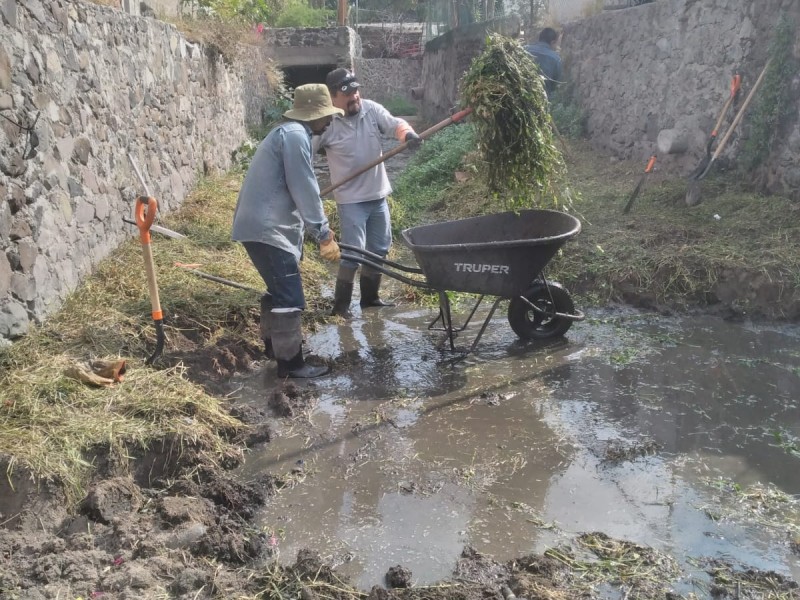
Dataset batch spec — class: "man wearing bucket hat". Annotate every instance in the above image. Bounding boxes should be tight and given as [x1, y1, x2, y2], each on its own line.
[232, 84, 343, 379]
[315, 68, 422, 318]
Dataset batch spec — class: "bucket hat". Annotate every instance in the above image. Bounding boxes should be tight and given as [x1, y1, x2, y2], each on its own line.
[283, 84, 344, 121]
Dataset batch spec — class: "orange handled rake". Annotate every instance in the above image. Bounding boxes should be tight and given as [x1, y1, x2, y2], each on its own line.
[128, 154, 165, 364]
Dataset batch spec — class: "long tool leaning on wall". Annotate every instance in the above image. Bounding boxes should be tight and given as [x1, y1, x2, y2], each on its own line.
[685, 60, 770, 207]
[128, 153, 166, 365]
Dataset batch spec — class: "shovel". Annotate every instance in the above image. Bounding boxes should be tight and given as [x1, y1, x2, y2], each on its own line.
[135, 195, 165, 364]
[128, 154, 166, 364]
[686, 60, 770, 207]
[687, 73, 742, 181]
[319, 107, 473, 197]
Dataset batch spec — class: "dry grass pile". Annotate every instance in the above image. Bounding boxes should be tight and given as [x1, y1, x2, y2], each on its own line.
[0, 173, 333, 504]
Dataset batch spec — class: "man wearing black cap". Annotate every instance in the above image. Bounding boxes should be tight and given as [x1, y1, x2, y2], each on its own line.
[315, 67, 422, 318]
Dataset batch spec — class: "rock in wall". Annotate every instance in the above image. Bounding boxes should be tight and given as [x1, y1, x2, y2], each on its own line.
[354, 57, 422, 107]
[561, 0, 800, 194]
[0, 0, 253, 339]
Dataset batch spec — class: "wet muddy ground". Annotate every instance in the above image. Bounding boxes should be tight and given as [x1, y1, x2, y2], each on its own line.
[233, 283, 800, 594]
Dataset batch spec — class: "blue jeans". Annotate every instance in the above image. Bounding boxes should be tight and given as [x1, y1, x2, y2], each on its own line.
[243, 242, 305, 310]
[338, 198, 392, 271]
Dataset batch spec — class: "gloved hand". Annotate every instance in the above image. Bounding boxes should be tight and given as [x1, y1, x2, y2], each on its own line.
[404, 131, 422, 150]
[320, 234, 341, 262]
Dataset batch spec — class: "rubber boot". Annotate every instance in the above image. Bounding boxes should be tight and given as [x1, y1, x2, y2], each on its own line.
[259, 294, 274, 360]
[272, 311, 329, 378]
[360, 273, 395, 308]
[331, 265, 357, 318]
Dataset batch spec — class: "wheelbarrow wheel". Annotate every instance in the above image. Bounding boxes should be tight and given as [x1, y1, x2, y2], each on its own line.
[508, 281, 574, 340]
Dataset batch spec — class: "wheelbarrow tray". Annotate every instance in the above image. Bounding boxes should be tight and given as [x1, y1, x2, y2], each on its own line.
[401, 209, 581, 298]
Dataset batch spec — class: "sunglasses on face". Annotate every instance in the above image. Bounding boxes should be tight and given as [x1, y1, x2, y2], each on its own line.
[336, 78, 359, 94]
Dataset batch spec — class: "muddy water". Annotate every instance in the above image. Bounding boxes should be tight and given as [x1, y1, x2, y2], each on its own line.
[235, 295, 800, 590]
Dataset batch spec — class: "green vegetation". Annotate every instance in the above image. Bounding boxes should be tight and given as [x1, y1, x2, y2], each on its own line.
[739, 15, 798, 173]
[461, 34, 568, 210]
[383, 95, 418, 116]
[181, 0, 285, 24]
[550, 79, 587, 139]
[275, 0, 335, 26]
[390, 123, 476, 231]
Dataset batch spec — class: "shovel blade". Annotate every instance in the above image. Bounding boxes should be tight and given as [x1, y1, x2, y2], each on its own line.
[688, 154, 711, 181]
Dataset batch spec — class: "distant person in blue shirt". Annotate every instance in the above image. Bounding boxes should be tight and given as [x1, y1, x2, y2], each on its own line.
[525, 27, 563, 98]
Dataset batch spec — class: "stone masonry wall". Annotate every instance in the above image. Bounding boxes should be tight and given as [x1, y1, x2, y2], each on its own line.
[417, 16, 521, 123]
[354, 57, 422, 106]
[0, 0, 255, 339]
[561, 0, 800, 195]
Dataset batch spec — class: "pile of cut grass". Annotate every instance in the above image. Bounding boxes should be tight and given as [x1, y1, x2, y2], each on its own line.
[0, 173, 334, 504]
[461, 34, 568, 210]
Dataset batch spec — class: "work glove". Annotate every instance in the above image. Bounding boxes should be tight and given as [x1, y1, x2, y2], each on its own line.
[404, 131, 422, 150]
[319, 234, 341, 262]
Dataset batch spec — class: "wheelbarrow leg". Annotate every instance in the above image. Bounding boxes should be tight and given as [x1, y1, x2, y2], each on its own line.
[438, 291, 456, 351]
[468, 297, 503, 353]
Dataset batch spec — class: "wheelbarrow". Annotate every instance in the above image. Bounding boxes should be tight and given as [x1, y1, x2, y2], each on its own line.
[340, 209, 584, 353]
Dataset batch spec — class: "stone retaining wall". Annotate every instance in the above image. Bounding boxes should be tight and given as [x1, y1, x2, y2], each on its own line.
[417, 16, 521, 123]
[562, 0, 800, 195]
[0, 0, 259, 339]
[354, 57, 422, 106]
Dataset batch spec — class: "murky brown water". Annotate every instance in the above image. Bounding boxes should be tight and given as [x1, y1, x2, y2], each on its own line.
[233, 281, 800, 591]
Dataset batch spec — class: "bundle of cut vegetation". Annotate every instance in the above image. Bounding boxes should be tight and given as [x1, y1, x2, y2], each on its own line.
[0, 173, 334, 505]
[461, 34, 570, 210]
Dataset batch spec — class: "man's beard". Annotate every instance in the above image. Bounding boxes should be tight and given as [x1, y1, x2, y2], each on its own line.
[346, 98, 361, 116]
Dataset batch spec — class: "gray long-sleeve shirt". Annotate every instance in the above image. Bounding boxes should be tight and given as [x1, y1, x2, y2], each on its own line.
[232, 120, 330, 260]
[313, 99, 409, 205]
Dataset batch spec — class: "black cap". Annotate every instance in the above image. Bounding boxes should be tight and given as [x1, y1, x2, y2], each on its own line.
[326, 68, 360, 95]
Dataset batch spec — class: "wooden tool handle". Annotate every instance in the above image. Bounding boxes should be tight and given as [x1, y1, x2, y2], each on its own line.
[141, 243, 162, 320]
[319, 107, 473, 197]
[712, 61, 770, 161]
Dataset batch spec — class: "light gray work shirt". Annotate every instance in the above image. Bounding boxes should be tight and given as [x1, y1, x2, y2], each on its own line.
[314, 99, 408, 205]
[232, 120, 330, 260]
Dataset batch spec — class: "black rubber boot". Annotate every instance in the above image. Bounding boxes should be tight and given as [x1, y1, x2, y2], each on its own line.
[331, 279, 354, 318]
[260, 294, 274, 360]
[360, 273, 395, 308]
[276, 349, 330, 379]
[273, 312, 330, 379]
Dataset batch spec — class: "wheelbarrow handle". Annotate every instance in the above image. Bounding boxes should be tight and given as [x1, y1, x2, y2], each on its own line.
[338, 243, 423, 274]
[340, 253, 431, 289]
[320, 107, 473, 197]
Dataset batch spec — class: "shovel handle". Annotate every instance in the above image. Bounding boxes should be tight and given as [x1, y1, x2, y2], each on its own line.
[730, 73, 742, 97]
[712, 60, 770, 162]
[136, 196, 162, 321]
[644, 155, 657, 173]
[319, 107, 473, 197]
[135, 196, 158, 244]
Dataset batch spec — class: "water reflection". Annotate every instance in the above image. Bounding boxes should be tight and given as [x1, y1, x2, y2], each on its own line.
[235, 309, 800, 589]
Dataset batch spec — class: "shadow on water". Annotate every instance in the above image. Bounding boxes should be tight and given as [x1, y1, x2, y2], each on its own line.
[232, 295, 800, 590]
